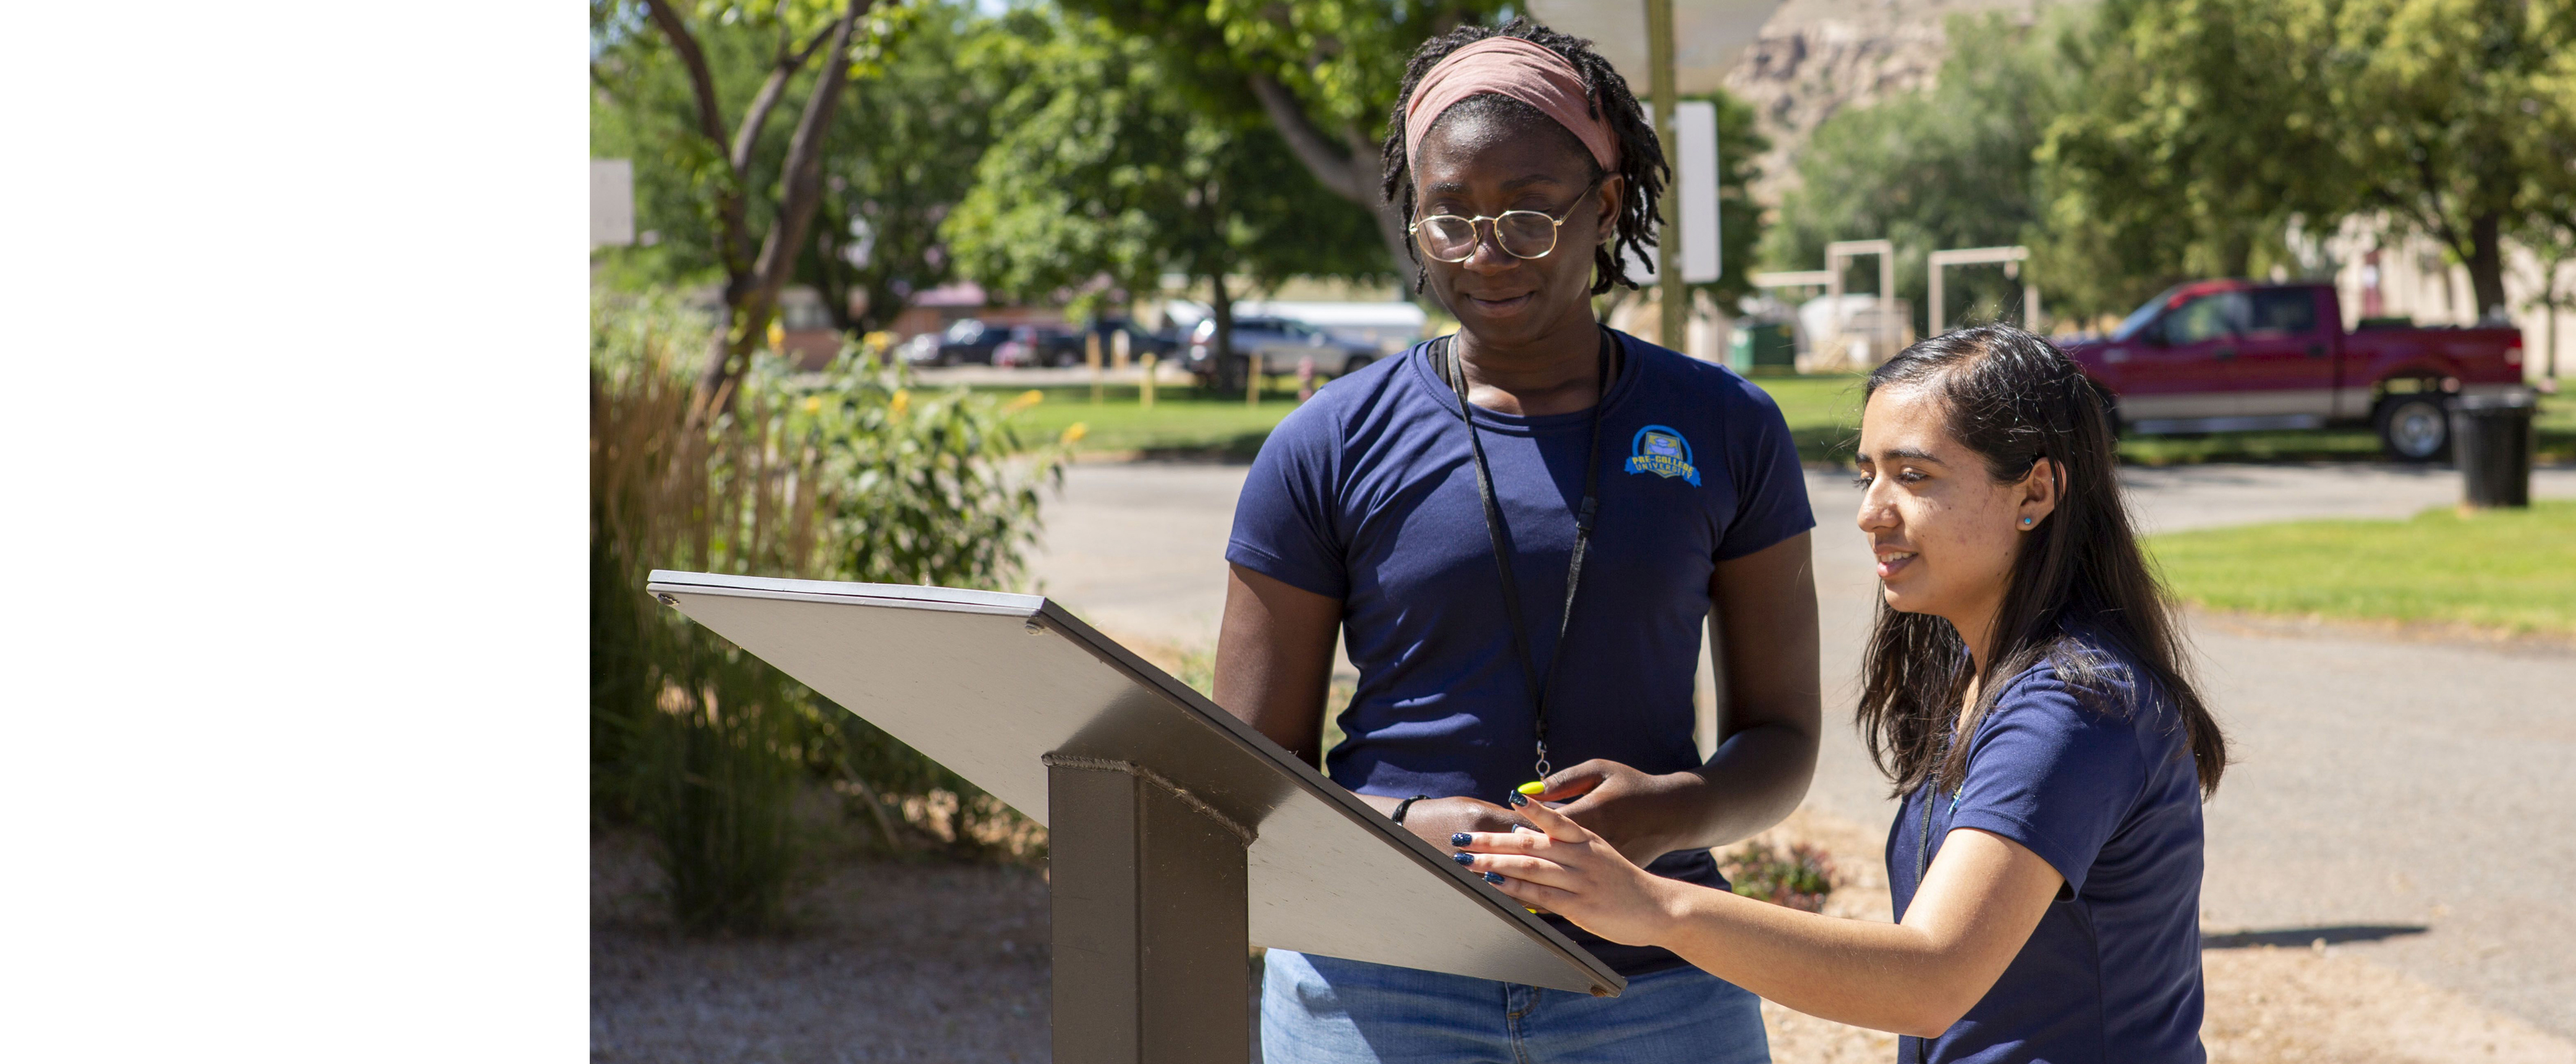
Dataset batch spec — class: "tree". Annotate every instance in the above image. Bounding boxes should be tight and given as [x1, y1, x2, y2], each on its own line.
[940, 10, 1383, 383]
[596, 4, 1016, 339]
[1061, 0, 1505, 281]
[592, 0, 877, 420]
[2040, 0, 2574, 323]
[1761, 11, 2082, 333]
[2034, 0, 2345, 321]
[2516, 1, 2576, 377]
[796, 4, 1024, 334]
[2300, 0, 2564, 318]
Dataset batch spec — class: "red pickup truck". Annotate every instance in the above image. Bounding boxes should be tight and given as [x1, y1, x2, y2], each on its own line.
[2059, 280, 2529, 460]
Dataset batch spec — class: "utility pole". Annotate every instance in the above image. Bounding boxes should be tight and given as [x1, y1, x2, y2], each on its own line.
[1647, 0, 1684, 351]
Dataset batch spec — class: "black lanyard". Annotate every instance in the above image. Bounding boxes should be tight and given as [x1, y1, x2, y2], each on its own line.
[1436, 327, 1612, 782]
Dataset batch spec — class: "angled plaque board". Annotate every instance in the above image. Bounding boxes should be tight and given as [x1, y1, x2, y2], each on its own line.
[646, 570, 1623, 997]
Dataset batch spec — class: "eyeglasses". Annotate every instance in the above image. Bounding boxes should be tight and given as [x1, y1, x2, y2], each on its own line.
[1408, 175, 1607, 263]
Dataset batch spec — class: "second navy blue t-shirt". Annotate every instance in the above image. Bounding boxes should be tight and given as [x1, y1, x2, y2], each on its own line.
[1226, 330, 1814, 976]
[1889, 633, 2208, 1063]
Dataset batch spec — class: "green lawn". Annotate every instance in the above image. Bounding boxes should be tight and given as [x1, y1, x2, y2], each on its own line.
[987, 373, 2575, 467]
[995, 381, 1303, 459]
[1741, 373, 1868, 462]
[2145, 501, 2576, 636]
[987, 373, 1879, 461]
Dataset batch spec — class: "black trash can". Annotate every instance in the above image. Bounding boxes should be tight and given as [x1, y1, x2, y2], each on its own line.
[2448, 391, 2536, 508]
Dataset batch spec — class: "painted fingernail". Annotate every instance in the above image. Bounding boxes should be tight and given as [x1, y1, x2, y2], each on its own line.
[1452, 851, 1475, 866]
[1450, 832, 1473, 847]
[1516, 781, 1546, 796]
[1484, 871, 1506, 884]
[1508, 792, 1529, 807]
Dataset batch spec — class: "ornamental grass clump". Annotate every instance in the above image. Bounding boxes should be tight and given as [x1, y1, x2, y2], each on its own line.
[591, 291, 1067, 933]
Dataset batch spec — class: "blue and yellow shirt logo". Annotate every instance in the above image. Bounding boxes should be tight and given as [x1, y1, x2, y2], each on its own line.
[1625, 425, 1700, 486]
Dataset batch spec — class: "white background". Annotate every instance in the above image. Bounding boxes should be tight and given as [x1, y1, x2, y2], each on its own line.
[2, 3, 581, 1058]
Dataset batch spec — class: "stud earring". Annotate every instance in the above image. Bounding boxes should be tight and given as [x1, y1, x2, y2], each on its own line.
[2021, 516, 2034, 526]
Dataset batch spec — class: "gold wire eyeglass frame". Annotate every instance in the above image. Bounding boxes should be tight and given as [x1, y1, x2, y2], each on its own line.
[1407, 175, 1609, 263]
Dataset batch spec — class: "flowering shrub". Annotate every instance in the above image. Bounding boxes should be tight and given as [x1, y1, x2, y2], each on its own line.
[592, 291, 1067, 932]
[1719, 840, 1837, 913]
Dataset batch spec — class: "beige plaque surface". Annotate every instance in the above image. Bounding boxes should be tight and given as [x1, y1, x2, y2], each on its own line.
[646, 571, 1623, 995]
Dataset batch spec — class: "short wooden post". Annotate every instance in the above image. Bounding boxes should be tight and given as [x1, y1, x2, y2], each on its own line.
[1088, 331, 1103, 404]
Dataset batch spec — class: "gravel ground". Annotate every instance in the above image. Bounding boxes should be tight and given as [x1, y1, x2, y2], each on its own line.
[592, 833, 1052, 1063]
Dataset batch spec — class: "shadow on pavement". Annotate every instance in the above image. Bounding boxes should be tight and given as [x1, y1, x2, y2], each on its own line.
[2203, 924, 2431, 950]
[1131, 431, 1273, 464]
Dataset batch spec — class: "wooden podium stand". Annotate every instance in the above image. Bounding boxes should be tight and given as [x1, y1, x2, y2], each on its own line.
[647, 571, 1623, 1063]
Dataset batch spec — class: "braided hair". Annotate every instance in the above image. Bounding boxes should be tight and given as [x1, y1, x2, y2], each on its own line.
[1379, 18, 1668, 296]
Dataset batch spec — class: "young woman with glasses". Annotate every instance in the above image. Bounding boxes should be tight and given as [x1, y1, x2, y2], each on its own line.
[1215, 19, 1820, 1063]
[1456, 325, 2231, 1063]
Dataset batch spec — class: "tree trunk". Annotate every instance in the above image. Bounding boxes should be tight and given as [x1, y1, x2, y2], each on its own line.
[2466, 211, 2507, 322]
[859, 275, 908, 337]
[805, 197, 859, 335]
[1245, 74, 1416, 286]
[2217, 227, 2253, 281]
[692, 0, 873, 422]
[1209, 269, 1238, 391]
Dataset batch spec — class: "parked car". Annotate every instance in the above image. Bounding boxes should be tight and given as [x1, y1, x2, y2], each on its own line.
[1183, 316, 1380, 386]
[2059, 280, 2528, 460]
[994, 324, 1078, 368]
[896, 331, 943, 365]
[1037, 317, 1181, 367]
[932, 318, 1010, 366]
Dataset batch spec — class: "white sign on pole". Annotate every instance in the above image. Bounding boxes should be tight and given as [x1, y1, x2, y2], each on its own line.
[1523, 0, 1789, 95]
[591, 158, 635, 249]
[1679, 100, 1720, 284]
[1625, 101, 1720, 285]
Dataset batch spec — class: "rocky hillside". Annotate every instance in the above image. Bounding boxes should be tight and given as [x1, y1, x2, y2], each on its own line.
[1722, 0, 2062, 205]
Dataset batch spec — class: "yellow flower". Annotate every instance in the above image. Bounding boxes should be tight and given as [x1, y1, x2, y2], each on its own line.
[1061, 422, 1089, 445]
[1003, 388, 1045, 414]
[801, 396, 823, 414]
[890, 389, 911, 416]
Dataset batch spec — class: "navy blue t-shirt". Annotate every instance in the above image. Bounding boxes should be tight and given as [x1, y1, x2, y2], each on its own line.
[1889, 636, 2208, 1063]
[1226, 330, 1814, 976]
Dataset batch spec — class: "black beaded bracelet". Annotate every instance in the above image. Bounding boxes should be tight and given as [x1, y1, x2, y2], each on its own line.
[1390, 794, 1431, 824]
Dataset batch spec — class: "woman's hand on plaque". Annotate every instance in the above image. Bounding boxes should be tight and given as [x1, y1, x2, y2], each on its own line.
[1400, 795, 1533, 853]
[1453, 793, 1680, 948]
[1528, 759, 1701, 866]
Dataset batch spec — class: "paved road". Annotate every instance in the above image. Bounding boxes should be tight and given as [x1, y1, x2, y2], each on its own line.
[1028, 460, 2576, 1037]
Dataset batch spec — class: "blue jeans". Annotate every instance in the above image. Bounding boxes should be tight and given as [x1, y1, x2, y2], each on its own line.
[1260, 950, 1772, 1064]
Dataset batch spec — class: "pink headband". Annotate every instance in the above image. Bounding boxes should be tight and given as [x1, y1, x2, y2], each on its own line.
[1403, 36, 1620, 172]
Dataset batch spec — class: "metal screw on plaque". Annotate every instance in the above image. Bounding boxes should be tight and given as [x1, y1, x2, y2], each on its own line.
[1024, 619, 1044, 636]
[655, 594, 678, 607]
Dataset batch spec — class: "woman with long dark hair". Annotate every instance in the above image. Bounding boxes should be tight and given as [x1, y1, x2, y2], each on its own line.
[1217, 17, 1819, 1063]
[1458, 324, 2229, 1062]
